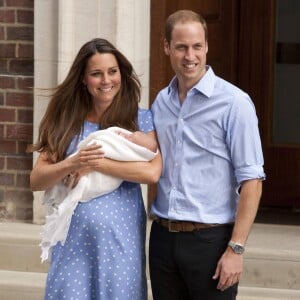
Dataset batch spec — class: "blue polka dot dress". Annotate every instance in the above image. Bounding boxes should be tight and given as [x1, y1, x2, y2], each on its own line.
[44, 109, 154, 300]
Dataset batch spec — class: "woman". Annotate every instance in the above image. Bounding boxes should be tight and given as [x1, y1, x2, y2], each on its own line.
[30, 38, 162, 299]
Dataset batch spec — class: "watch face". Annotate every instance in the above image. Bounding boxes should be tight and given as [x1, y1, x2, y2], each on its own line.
[229, 241, 245, 254]
[234, 245, 244, 254]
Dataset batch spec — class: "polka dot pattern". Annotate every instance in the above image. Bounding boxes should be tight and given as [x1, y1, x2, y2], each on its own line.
[44, 109, 154, 300]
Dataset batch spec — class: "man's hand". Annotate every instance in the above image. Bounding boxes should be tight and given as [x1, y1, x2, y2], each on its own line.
[212, 248, 243, 291]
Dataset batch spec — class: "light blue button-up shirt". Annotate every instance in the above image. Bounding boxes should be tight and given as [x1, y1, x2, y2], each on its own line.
[151, 66, 265, 224]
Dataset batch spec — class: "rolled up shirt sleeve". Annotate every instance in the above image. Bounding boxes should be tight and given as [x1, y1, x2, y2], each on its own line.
[226, 93, 266, 184]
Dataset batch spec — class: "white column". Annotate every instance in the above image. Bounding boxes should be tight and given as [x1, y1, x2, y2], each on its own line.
[33, 0, 59, 224]
[115, 0, 150, 108]
[57, 0, 74, 82]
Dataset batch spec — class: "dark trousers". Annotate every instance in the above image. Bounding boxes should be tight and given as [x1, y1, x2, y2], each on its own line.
[149, 221, 238, 300]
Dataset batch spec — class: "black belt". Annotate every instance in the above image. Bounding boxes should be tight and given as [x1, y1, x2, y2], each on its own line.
[155, 218, 231, 232]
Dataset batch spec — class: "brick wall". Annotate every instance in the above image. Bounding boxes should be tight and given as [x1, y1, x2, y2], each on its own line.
[0, 0, 34, 221]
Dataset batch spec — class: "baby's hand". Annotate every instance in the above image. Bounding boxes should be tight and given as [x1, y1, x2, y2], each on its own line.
[63, 166, 92, 189]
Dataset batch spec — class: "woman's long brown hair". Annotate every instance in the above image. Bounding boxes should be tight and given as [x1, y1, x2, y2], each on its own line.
[29, 38, 141, 163]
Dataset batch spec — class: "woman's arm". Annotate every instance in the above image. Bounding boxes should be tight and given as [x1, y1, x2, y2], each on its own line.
[89, 154, 162, 184]
[30, 144, 103, 191]
[86, 131, 162, 184]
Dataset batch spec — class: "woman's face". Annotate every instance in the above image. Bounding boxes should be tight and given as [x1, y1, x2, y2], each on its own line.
[83, 52, 121, 108]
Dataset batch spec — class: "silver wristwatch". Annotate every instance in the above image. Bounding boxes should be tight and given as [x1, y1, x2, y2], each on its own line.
[228, 241, 245, 254]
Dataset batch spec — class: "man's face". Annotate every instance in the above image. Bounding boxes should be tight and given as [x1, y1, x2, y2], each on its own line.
[164, 21, 208, 90]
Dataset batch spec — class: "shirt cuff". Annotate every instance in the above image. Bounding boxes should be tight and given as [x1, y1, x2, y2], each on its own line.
[235, 165, 266, 184]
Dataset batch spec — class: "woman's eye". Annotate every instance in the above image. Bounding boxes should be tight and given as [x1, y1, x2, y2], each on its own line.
[109, 69, 118, 75]
[91, 72, 101, 77]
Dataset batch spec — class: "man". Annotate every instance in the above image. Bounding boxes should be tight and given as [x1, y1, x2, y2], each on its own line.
[149, 10, 265, 300]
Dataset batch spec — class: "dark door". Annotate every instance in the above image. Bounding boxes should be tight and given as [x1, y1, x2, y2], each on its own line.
[149, 0, 300, 208]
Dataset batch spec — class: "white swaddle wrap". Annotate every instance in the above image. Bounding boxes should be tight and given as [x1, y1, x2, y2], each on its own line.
[41, 126, 157, 262]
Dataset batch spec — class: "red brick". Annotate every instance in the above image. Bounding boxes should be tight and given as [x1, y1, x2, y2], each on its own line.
[9, 59, 33, 75]
[16, 206, 33, 221]
[6, 123, 33, 141]
[17, 140, 31, 153]
[0, 140, 16, 153]
[17, 9, 33, 24]
[0, 10, 15, 23]
[7, 155, 32, 170]
[0, 44, 15, 58]
[0, 173, 15, 186]
[17, 76, 33, 89]
[0, 108, 16, 122]
[7, 26, 33, 41]
[0, 157, 4, 169]
[16, 173, 30, 187]
[17, 43, 33, 58]
[0, 60, 9, 74]
[0, 207, 12, 220]
[0, 27, 4, 39]
[6, 124, 33, 142]
[6, 92, 33, 106]
[0, 124, 3, 138]
[5, 189, 33, 206]
[0, 92, 3, 105]
[17, 108, 32, 123]
[0, 75, 15, 88]
[6, 0, 34, 8]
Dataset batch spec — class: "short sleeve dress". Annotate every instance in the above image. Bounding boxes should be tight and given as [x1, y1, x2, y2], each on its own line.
[44, 109, 155, 300]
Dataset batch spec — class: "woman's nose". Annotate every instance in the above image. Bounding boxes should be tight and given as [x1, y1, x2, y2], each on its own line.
[101, 73, 109, 83]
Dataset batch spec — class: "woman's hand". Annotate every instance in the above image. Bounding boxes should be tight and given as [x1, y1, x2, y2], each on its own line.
[30, 143, 104, 191]
[68, 143, 104, 169]
[63, 143, 104, 188]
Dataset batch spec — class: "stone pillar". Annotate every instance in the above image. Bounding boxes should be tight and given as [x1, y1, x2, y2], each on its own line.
[33, 0, 150, 224]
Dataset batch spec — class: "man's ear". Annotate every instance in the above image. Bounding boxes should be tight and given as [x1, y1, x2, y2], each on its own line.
[164, 38, 170, 55]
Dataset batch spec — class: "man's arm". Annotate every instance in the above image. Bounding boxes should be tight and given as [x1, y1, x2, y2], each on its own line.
[213, 179, 262, 291]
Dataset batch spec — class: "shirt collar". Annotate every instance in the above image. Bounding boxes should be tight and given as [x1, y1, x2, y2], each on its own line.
[167, 65, 216, 99]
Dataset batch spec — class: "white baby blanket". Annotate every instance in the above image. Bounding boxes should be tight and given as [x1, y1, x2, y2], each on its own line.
[41, 126, 157, 262]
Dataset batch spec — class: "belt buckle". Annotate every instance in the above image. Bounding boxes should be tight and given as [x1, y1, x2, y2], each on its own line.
[168, 220, 179, 232]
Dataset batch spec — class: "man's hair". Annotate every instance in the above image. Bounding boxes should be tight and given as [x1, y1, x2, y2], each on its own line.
[165, 10, 208, 44]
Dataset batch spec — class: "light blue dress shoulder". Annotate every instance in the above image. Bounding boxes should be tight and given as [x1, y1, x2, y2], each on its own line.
[44, 108, 154, 300]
